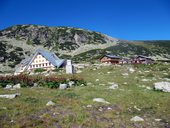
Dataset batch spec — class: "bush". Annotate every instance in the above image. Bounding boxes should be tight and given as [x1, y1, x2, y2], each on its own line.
[0, 74, 86, 88]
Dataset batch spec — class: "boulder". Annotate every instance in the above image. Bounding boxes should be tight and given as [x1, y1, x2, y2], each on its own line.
[129, 68, 135, 73]
[0, 93, 20, 99]
[109, 83, 118, 89]
[122, 73, 129, 76]
[5, 84, 12, 89]
[13, 83, 21, 89]
[130, 116, 144, 122]
[46, 101, 55, 106]
[33, 83, 38, 87]
[93, 98, 110, 104]
[59, 84, 68, 90]
[68, 81, 75, 87]
[154, 82, 170, 92]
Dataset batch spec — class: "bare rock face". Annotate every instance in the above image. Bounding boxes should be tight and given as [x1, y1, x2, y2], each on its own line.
[154, 82, 170, 92]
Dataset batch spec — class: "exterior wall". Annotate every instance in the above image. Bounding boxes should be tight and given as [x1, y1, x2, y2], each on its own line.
[101, 57, 120, 64]
[27, 54, 55, 71]
[131, 57, 154, 64]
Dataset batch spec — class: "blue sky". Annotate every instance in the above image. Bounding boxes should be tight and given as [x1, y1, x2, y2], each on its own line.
[0, 0, 170, 40]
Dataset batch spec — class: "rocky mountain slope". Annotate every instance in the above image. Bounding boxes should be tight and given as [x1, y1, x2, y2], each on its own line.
[0, 24, 170, 72]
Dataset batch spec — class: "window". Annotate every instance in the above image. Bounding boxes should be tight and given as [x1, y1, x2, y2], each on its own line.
[36, 64, 38, 67]
[42, 64, 44, 67]
[39, 60, 41, 62]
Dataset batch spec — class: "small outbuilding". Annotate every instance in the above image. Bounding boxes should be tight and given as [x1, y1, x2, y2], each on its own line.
[131, 55, 154, 64]
[100, 55, 122, 64]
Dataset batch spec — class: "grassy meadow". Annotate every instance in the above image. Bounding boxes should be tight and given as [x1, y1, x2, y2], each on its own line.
[0, 63, 170, 128]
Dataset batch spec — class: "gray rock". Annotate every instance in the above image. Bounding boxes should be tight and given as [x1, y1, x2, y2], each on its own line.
[0, 93, 20, 99]
[122, 73, 129, 76]
[155, 119, 162, 122]
[130, 116, 144, 122]
[13, 83, 21, 89]
[87, 105, 92, 108]
[59, 84, 68, 90]
[46, 101, 55, 106]
[129, 68, 135, 73]
[109, 83, 118, 89]
[68, 81, 75, 87]
[93, 98, 110, 104]
[154, 82, 170, 92]
[5, 84, 13, 89]
[33, 83, 38, 87]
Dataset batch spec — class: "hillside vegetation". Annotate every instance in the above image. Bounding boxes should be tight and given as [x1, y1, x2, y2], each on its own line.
[0, 25, 170, 72]
[0, 64, 170, 127]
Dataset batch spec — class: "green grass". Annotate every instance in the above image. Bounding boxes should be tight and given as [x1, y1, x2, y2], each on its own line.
[0, 63, 170, 127]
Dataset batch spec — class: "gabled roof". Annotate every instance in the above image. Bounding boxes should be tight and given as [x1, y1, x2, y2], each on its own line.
[36, 49, 65, 67]
[136, 55, 154, 60]
[21, 49, 65, 69]
[105, 54, 121, 59]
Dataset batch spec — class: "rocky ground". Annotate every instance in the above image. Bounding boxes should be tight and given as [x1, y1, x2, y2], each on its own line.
[0, 63, 170, 128]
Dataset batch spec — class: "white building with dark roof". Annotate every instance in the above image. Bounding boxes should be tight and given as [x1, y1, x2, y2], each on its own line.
[15, 49, 66, 75]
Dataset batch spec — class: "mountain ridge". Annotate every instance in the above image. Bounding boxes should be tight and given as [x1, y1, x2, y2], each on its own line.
[0, 24, 170, 72]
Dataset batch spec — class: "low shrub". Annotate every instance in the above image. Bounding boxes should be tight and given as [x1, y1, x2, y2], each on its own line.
[0, 74, 86, 88]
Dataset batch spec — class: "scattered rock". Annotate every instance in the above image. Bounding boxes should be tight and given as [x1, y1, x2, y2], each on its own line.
[33, 83, 38, 87]
[5, 84, 13, 89]
[130, 116, 144, 122]
[155, 119, 162, 122]
[0, 93, 20, 99]
[107, 72, 111, 74]
[134, 105, 141, 111]
[107, 107, 112, 110]
[1, 107, 7, 110]
[146, 86, 152, 90]
[87, 105, 92, 108]
[93, 98, 110, 104]
[96, 79, 99, 81]
[13, 83, 21, 89]
[68, 81, 75, 87]
[129, 68, 135, 73]
[46, 101, 55, 106]
[122, 73, 129, 76]
[141, 79, 149, 82]
[108, 83, 118, 89]
[154, 82, 170, 92]
[59, 84, 68, 90]
[163, 73, 168, 75]
[87, 82, 92, 85]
